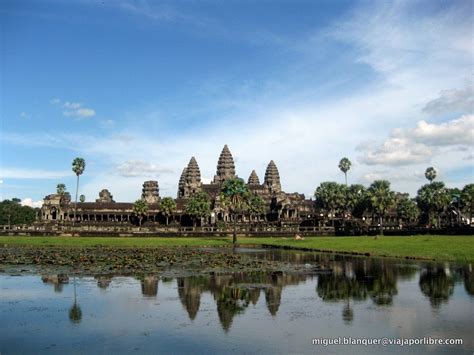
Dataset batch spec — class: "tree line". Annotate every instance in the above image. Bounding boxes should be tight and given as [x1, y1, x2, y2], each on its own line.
[315, 159, 474, 234]
[0, 199, 38, 226]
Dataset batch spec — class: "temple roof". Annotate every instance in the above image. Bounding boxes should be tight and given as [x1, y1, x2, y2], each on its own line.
[185, 157, 201, 183]
[248, 170, 260, 185]
[214, 144, 236, 183]
[264, 160, 281, 192]
[178, 167, 187, 188]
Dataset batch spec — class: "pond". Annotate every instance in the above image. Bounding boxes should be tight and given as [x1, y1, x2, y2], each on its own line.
[1, 248, 473, 354]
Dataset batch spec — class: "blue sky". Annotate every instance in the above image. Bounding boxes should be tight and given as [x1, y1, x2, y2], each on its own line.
[1, 0, 472, 206]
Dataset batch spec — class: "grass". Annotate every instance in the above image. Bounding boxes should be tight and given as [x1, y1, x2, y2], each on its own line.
[0, 235, 473, 262]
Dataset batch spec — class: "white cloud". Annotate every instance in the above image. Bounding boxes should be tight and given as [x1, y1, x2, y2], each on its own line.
[423, 87, 474, 115]
[0, 168, 71, 179]
[20, 112, 30, 119]
[116, 160, 173, 178]
[358, 115, 473, 166]
[50, 98, 96, 118]
[63, 107, 96, 118]
[331, 2, 471, 88]
[403, 115, 474, 146]
[63, 101, 82, 109]
[21, 198, 43, 208]
[358, 137, 432, 166]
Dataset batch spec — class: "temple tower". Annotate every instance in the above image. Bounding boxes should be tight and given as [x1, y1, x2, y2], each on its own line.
[183, 157, 202, 197]
[248, 170, 260, 186]
[96, 189, 115, 203]
[142, 181, 160, 204]
[213, 144, 236, 184]
[177, 167, 187, 198]
[264, 160, 281, 193]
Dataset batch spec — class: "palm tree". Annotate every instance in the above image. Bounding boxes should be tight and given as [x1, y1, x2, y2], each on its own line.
[314, 182, 347, 226]
[396, 195, 419, 226]
[79, 194, 86, 203]
[72, 158, 86, 226]
[56, 183, 66, 196]
[425, 167, 437, 183]
[185, 192, 211, 228]
[366, 180, 396, 235]
[248, 194, 265, 223]
[417, 182, 451, 228]
[346, 184, 367, 218]
[220, 178, 251, 244]
[461, 184, 474, 225]
[133, 199, 149, 226]
[69, 276, 82, 324]
[338, 158, 352, 186]
[160, 197, 177, 226]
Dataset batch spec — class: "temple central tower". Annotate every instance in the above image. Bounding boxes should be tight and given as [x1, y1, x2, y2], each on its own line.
[213, 144, 236, 184]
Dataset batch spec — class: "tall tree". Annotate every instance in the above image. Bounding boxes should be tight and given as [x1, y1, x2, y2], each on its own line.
[345, 184, 367, 218]
[220, 178, 251, 244]
[69, 276, 82, 324]
[160, 197, 177, 226]
[56, 183, 66, 196]
[461, 184, 474, 225]
[366, 180, 396, 235]
[185, 192, 211, 228]
[425, 167, 437, 183]
[396, 195, 419, 226]
[133, 199, 149, 226]
[0, 199, 37, 226]
[72, 157, 86, 225]
[248, 194, 265, 222]
[79, 194, 86, 203]
[338, 158, 352, 186]
[416, 182, 451, 228]
[315, 182, 347, 226]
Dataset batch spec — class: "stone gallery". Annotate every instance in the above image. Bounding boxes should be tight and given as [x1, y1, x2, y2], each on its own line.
[41, 145, 314, 228]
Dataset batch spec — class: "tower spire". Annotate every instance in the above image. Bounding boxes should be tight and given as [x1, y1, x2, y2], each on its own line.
[264, 160, 281, 193]
[248, 170, 260, 185]
[213, 144, 236, 183]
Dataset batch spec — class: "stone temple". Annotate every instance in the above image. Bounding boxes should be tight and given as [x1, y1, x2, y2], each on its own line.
[41, 145, 314, 228]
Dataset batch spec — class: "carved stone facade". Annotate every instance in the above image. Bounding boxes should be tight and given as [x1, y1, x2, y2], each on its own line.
[40, 145, 314, 227]
[96, 189, 115, 203]
[142, 181, 160, 204]
[213, 144, 236, 184]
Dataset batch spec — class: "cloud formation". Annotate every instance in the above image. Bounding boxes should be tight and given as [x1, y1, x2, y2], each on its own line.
[358, 115, 474, 166]
[21, 198, 43, 208]
[0, 168, 71, 179]
[423, 87, 474, 115]
[50, 98, 96, 118]
[116, 160, 173, 178]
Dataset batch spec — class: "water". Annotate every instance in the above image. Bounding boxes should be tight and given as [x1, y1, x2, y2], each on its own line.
[1, 249, 473, 354]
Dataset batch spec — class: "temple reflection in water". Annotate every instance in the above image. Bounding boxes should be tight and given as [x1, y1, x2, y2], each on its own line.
[42, 253, 473, 331]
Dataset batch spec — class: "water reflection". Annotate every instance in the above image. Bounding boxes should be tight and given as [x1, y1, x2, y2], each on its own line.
[464, 265, 474, 295]
[3, 251, 473, 354]
[32, 253, 474, 330]
[41, 274, 69, 293]
[36, 257, 474, 329]
[139, 275, 159, 297]
[174, 272, 307, 330]
[419, 266, 455, 308]
[69, 276, 82, 324]
[95, 275, 112, 290]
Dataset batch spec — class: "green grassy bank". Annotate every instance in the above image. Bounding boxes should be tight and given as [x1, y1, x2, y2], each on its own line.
[0, 235, 473, 262]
